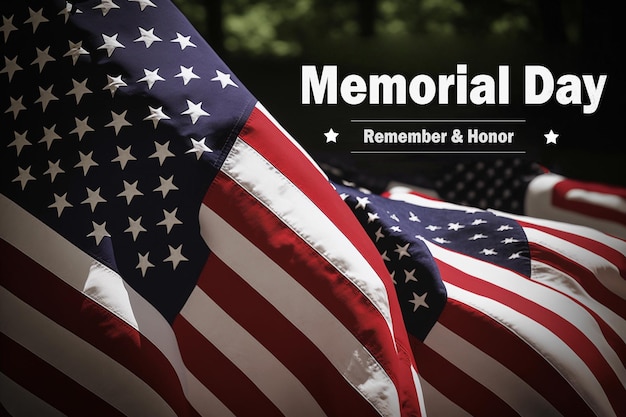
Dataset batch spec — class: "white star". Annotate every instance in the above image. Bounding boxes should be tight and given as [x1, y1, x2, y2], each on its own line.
[39, 124, 61, 149]
[103, 74, 127, 96]
[391, 270, 397, 285]
[175, 66, 200, 85]
[497, 225, 513, 232]
[164, 244, 188, 270]
[70, 117, 94, 140]
[8, 130, 30, 155]
[144, 106, 170, 128]
[87, 221, 111, 245]
[12, 166, 35, 190]
[480, 248, 498, 256]
[471, 219, 488, 225]
[181, 100, 210, 124]
[136, 252, 154, 277]
[64, 40, 89, 65]
[355, 196, 370, 210]
[448, 222, 464, 231]
[389, 225, 402, 233]
[134, 27, 162, 48]
[390, 214, 400, 222]
[154, 175, 179, 198]
[5, 96, 26, 119]
[81, 187, 106, 212]
[374, 227, 385, 242]
[409, 292, 429, 311]
[408, 212, 420, 222]
[380, 251, 390, 262]
[404, 269, 417, 283]
[74, 151, 98, 175]
[186, 137, 212, 159]
[125, 217, 147, 241]
[171, 32, 196, 50]
[157, 208, 183, 233]
[394, 243, 411, 260]
[150, 141, 175, 165]
[501, 237, 519, 244]
[59, 2, 79, 23]
[367, 212, 380, 223]
[49, 193, 72, 217]
[509, 252, 523, 260]
[1, 56, 22, 81]
[129, 0, 157, 11]
[93, 0, 119, 16]
[545, 129, 559, 145]
[1, 15, 18, 41]
[44, 160, 64, 182]
[433, 237, 450, 244]
[210, 70, 238, 88]
[112, 145, 136, 169]
[138, 68, 165, 89]
[117, 180, 143, 204]
[67, 78, 92, 104]
[25, 8, 48, 33]
[324, 128, 339, 143]
[31, 47, 54, 72]
[426, 225, 441, 231]
[98, 33, 125, 57]
[105, 110, 132, 135]
[35, 85, 58, 110]
[469, 233, 488, 241]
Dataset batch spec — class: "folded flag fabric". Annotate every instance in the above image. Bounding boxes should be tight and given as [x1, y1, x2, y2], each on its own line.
[0, 1, 423, 416]
[338, 183, 626, 417]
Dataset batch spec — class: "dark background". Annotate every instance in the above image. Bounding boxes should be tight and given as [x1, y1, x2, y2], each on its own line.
[174, 0, 625, 188]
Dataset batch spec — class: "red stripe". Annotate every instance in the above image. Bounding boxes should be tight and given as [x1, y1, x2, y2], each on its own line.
[172, 316, 282, 417]
[410, 334, 519, 416]
[436, 258, 626, 416]
[552, 178, 626, 226]
[0, 238, 200, 417]
[0, 333, 125, 417]
[439, 299, 595, 416]
[204, 172, 418, 415]
[518, 220, 626, 279]
[529, 241, 626, 321]
[197, 253, 381, 417]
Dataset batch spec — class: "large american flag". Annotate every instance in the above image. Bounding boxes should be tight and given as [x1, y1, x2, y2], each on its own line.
[0, 1, 424, 415]
[338, 184, 626, 417]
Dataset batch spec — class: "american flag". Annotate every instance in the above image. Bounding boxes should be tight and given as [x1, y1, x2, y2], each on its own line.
[0, 1, 423, 415]
[338, 184, 626, 417]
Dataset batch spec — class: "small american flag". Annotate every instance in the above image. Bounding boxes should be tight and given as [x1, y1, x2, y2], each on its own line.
[339, 184, 626, 417]
[0, 1, 423, 416]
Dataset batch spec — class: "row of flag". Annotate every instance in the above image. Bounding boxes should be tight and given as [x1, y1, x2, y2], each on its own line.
[1, 0, 624, 416]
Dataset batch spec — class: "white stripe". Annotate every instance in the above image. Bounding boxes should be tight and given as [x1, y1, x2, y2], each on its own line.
[524, 226, 626, 300]
[421, 238, 626, 390]
[419, 376, 472, 417]
[565, 188, 626, 215]
[411, 366, 429, 417]
[425, 322, 563, 417]
[0, 372, 65, 417]
[524, 173, 626, 238]
[181, 287, 326, 417]
[443, 280, 617, 417]
[199, 204, 401, 417]
[386, 186, 478, 212]
[222, 138, 395, 339]
[0, 288, 176, 417]
[0, 195, 230, 417]
[532, 259, 626, 341]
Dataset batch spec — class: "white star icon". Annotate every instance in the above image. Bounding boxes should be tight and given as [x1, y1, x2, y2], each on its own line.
[404, 269, 418, 283]
[409, 292, 429, 311]
[74, 151, 98, 175]
[81, 187, 106, 211]
[125, 217, 147, 241]
[5, 96, 26, 119]
[31, 47, 55, 72]
[106, 111, 132, 135]
[164, 244, 188, 270]
[544, 129, 559, 145]
[87, 221, 111, 245]
[186, 137, 213, 159]
[136, 252, 154, 277]
[157, 208, 183, 233]
[1, 15, 18, 42]
[134, 27, 162, 48]
[154, 175, 179, 198]
[67, 78, 92, 104]
[25, 7, 49, 33]
[117, 180, 143, 204]
[8, 130, 30, 155]
[211, 70, 238, 88]
[394, 243, 411, 260]
[49, 193, 72, 217]
[103, 75, 127, 96]
[36, 85, 58, 110]
[324, 128, 338, 143]
[171, 32, 196, 50]
[12, 166, 35, 190]
[44, 160, 64, 182]
[175, 66, 200, 85]
[129, 0, 157, 11]
[144, 106, 170, 128]
[70, 117, 94, 140]
[1, 56, 22, 81]
[181, 100, 210, 124]
[64, 40, 89, 65]
[150, 141, 175, 165]
[112, 145, 136, 169]
[93, 0, 119, 16]
[138, 68, 165, 89]
[98, 33, 125, 57]
[39, 125, 61, 149]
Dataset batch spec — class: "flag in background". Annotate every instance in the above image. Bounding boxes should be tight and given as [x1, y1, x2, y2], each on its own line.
[338, 183, 626, 417]
[0, 1, 423, 416]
